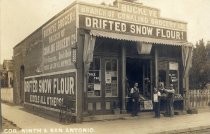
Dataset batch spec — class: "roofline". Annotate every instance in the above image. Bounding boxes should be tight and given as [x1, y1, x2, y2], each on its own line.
[78, 0, 187, 24]
[13, 0, 188, 49]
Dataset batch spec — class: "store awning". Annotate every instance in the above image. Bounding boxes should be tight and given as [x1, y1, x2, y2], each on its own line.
[90, 30, 189, 46]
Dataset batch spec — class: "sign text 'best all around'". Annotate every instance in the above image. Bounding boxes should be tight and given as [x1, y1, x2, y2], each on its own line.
[80, 15, 187, 41]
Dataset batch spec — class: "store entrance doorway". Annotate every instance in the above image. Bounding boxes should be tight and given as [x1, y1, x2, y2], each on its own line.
[126, 58, 152, 99]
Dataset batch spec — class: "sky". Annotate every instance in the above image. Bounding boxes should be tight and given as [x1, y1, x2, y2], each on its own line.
[1, 0, 210, 63]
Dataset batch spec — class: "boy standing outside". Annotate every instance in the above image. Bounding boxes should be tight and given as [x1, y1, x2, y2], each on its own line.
[153, 87, 161, 118]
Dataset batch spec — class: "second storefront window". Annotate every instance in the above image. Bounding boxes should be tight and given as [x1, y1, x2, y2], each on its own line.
[105, 59, 118, 97]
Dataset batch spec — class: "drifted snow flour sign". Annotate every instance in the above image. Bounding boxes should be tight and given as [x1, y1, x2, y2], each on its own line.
[78, 2, 187, 42]
[79, 15, 187, 41]
[24, 71, 76, 110]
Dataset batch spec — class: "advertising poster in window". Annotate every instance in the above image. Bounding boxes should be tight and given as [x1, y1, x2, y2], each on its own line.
[87, 70, 101, 97]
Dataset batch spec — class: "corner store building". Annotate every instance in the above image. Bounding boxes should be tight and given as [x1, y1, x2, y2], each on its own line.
[13, 0, 192, 122]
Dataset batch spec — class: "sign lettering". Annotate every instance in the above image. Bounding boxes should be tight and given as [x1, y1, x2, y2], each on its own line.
[42, 7, 77, 73]
[24, 72, 76, 110]
[79, 4, 186, 31]
[119, 2, 159, 18]
[80, 15, 187, 41]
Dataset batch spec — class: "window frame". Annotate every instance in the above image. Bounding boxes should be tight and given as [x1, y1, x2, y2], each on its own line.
[104, 58, 118, 97]
[87, 57, 102, 98]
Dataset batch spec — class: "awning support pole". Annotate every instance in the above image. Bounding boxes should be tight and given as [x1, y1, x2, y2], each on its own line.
[121, 43, 127, 113]
[155, 46, 159, 88]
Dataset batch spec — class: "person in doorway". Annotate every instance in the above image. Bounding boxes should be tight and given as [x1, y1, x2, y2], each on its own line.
[153, 87, 161, 118]
[130, 82, 140, 116]
[165, 84, 175, 117]
[158, 82, 165, 93]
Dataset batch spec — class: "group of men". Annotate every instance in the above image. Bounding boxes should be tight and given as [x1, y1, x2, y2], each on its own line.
[130, 82, 175, 117]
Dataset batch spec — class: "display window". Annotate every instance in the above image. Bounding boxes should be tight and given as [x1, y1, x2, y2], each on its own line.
[169, 62, 179, 93]
[105, 59, 118, 97]
[87, 58, 101, 97]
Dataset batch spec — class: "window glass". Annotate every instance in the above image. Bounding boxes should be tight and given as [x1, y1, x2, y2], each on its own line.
[90, 58, 100, 70]
[105, 59, 118, 97]
[106, 61, 111, 71]
[169, 70, 179, 94]
[112, 59, 117, 71]
[87, 57, 101, 97]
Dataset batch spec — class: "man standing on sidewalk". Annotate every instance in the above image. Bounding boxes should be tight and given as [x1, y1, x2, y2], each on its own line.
[153, 87, 161, 118]
[130, 83, 140, 116]
[165, 84, 175, 117]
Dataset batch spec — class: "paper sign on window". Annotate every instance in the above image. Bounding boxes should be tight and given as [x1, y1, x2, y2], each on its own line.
[105, 73, 112, 84]
[94, 84, 101, 90]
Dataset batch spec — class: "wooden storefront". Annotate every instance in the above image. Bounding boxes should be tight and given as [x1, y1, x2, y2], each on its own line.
[13, 0, 193, 122]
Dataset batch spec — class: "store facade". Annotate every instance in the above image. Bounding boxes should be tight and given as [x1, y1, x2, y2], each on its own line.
[13, 0, 192, 122]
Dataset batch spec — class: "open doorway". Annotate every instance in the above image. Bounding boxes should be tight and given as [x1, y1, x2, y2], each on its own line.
[126, 58, 152, 99]
[126, 58, 143, 93]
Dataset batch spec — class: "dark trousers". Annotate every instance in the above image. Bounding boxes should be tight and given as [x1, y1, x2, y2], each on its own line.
[154, 102, 160, 117]
[132, 99, 139, 116]
[166, 98, 174, 117]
